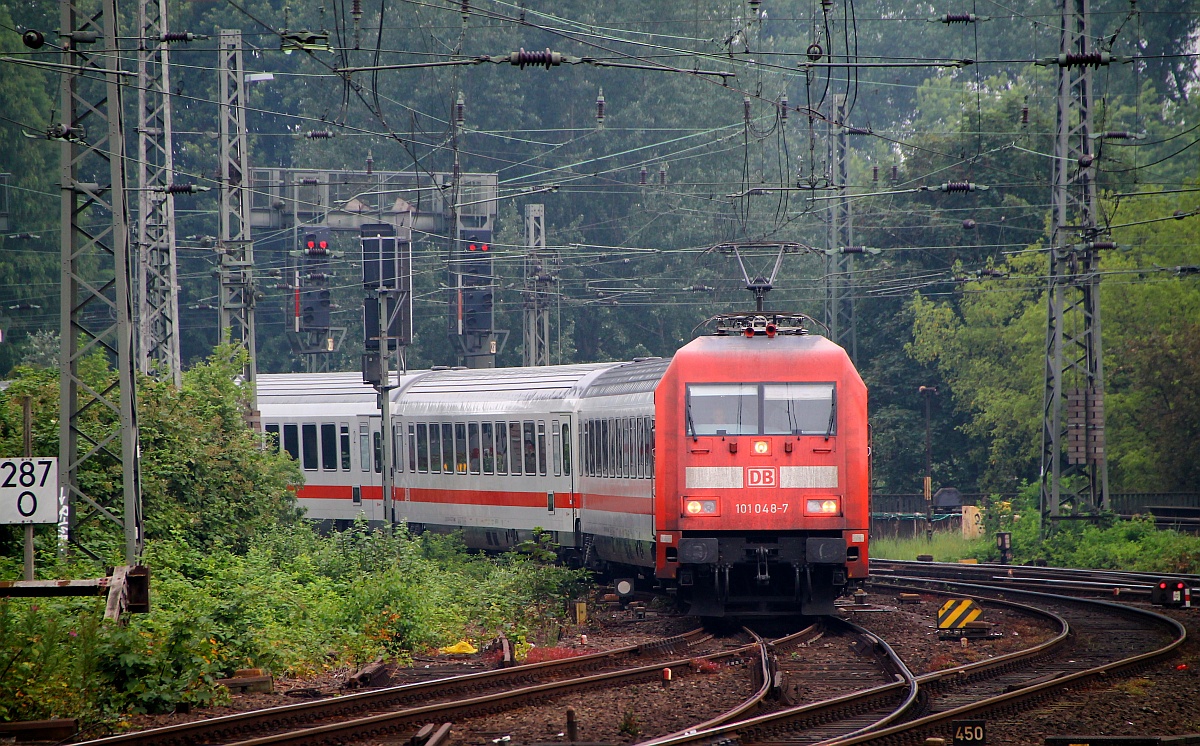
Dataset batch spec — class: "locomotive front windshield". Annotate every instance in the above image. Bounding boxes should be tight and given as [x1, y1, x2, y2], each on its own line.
[687, 383, 835, 436]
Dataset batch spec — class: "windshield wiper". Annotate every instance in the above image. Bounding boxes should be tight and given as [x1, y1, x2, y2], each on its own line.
[824, 388, 837, 441]
[686, 398, 698, 441]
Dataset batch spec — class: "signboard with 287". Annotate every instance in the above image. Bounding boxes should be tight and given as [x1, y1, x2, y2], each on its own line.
[0, 457, 58, 525]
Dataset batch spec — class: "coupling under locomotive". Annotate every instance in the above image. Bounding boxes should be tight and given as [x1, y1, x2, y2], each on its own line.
[257, 313, 869, 617]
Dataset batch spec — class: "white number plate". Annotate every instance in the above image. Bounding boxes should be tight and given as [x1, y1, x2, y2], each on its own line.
[0, 458, 58, 525]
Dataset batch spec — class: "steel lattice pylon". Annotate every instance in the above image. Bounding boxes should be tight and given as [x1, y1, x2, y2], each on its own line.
[58, 0, 143, 563]
[135, 0, 181, 386]
[523, 204, 554, 367]
[824, 95, 856, 361]
[1040, 0, 1110, 527]
[217, 29, 258, 412]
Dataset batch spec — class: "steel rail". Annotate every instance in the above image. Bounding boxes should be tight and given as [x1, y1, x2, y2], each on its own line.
[215, 641, 767, 746]
[836, 575, 1188, 746]
[75, 628, 709, 746]
[640, 617, 919, 746]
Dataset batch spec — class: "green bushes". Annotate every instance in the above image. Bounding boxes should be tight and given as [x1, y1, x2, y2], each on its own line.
[871, 485, 1200, 574]
[0, 522, 589, 727]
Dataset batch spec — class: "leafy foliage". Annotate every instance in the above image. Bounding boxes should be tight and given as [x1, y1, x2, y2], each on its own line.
[0, 522, 589, 726]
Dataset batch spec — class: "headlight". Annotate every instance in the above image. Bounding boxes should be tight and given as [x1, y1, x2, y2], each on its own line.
[684, 499, 719, 516]
[752, 440, 770, 455]
[806, 498, 840, 515]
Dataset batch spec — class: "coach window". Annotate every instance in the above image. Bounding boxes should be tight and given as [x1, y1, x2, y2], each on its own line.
[624, 419, 633, 477]
[394, 425, 403, 474]
[481, 423, 495, 474]
[469, 423, 481, 474]
[522, 421, 536, 475]
[562, 422, 571, 476]
[321, 423, 337, 471]
[495, 422, 509, 475]
[441, 423, 454, 474]
[537, 421, 548, 476]
[283, 423, 299, 461]
[647, 417, 655, 474]
[552, 421, 561, 477]
[454, 423, 468, 474]
[359, 423, 370, 473]
[426, 423, 440, 473]
[302, 424, 319, 470]
[504, 424, 518, 477]
[416, 424, 429, 472]
[265, 424, 280, 451]
[340, 424, 351, 470]
[373, 430, 382, 473]
[763, 383, 836, 436]
[634, 419, 643, 478]
[408, 424, 417, 472]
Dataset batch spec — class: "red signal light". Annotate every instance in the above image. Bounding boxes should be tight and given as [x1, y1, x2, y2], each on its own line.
[1178, 582, 1187, 590]
[1160, 582, 1168, 589]
[468, 243, 477, 251]
[480, 243, 489, 251]
[307, 240, 315, 249]
[319, 240, 328, 250]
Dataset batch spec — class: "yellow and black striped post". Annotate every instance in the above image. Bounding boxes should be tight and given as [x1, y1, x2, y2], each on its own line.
[937, 599, 982, 629]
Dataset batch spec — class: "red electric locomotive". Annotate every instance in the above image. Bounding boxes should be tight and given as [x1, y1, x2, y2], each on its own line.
[653, 313, 869, 615]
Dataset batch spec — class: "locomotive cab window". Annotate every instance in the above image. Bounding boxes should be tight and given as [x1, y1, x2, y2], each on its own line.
[763, 383, 836, 435]
[687, 383, 836, 436]
[687, 384, 759, 436]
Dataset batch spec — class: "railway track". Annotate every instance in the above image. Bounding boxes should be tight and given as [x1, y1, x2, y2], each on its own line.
[637, 574, 1183, 746]
[75, 628, 717, 746]
[871, 558, 1200, 601]
[80, 567, 1186, 746]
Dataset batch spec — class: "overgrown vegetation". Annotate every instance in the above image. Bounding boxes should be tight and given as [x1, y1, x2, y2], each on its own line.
[871, 487, 1200, 574]
[0, 351, 589, 729]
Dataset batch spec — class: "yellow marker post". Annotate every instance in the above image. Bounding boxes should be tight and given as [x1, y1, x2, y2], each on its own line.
[937, 598, 982, 629]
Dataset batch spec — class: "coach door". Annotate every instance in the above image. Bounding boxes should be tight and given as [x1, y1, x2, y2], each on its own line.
[551, 414, 578, 545]
[363, 416, 383, 520]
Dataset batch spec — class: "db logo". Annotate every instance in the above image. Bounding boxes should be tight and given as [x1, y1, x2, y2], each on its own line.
[747, 467, 777, 487]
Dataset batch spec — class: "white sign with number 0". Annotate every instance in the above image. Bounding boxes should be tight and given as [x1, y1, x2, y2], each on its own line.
[0, 457, 58, 525]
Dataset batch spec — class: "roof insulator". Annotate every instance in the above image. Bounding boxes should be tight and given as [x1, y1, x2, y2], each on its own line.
[596, 88, 606, 127]
[455, 91, 465, 128]
[306, 130, 335, 139]
[938, 13, 977, 23]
